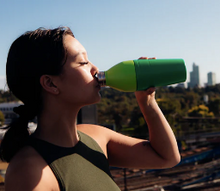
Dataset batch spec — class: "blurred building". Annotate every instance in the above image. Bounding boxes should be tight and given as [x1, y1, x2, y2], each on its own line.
[203, 94, 209, 104]
[0, 101, 22, 125]
[207, 72, 216, 86]
[0, 101, 98, 126]
[176, 83, 185, 88]
[188, 63, 200, 88]
[77, 104, 97, 124]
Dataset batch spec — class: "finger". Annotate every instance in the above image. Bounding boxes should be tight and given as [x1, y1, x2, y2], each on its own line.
[138, 57, 156, 60]
[146, 87, 156, 94]
[138, 57, 148, 59]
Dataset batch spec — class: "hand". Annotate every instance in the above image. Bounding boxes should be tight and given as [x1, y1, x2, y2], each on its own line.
[138, 57, 156, 60]
[135, 87, 156, 106]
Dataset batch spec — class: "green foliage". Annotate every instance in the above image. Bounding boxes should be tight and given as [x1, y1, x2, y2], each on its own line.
[0, 111, 4, 126]
[157, 98, 181, 115]
[97, 84, 220, 138]
[208, 98, 220, 116]
[0, 90, 17, 126]
[188, 105, 214, 117]
[157, 98, 182, 131]
[0, 90, 18, 103]
[97, 88, 138, 131]
[2, 83, 220, 138]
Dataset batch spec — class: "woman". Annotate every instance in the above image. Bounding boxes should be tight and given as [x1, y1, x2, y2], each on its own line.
[0, 27, 180, 191]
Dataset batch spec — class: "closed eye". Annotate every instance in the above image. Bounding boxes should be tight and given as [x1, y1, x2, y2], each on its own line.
[79, 62, 89, 65]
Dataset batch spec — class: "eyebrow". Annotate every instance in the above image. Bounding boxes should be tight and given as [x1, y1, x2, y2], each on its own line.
[72, 51, 87, 60]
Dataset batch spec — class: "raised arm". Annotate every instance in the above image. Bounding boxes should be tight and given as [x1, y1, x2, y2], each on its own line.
[135, 88, 180, 166]
[106, 87, 181, 169]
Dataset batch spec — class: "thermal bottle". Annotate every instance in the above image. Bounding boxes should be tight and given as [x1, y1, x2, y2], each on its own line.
[97, 59, 187, 92]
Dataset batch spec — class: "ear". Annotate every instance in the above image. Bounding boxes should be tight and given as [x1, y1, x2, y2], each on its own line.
[40, 75, 59, 95]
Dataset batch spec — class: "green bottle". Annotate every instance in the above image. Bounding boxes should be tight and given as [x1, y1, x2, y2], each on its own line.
[97, 59, 187, 92]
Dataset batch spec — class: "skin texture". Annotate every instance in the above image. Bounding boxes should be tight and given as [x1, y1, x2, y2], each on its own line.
[5, 36, 181, 191]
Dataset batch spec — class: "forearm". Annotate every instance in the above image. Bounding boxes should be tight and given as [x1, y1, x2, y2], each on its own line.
[137, 98, 181, 166]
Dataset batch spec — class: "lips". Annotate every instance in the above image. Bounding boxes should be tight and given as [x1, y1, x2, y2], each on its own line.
[94, 74, 101, 89]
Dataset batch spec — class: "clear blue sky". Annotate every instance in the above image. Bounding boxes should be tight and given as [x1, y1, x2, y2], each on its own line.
[0, 0, 220, 90]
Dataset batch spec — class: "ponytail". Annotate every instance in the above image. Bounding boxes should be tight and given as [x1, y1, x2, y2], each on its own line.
[0, 105, 37, 162]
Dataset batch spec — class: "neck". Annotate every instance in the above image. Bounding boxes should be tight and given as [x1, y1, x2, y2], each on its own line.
[33, 104, 81, 147]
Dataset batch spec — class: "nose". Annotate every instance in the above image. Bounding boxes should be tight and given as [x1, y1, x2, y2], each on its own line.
[90, 62, 99, 77]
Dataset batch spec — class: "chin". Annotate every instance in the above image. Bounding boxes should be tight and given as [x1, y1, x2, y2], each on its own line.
[93, 94, 101, 104]
[84, 94, 101, 106]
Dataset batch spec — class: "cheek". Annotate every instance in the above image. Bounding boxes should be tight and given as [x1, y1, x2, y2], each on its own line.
[66, 70, 93, 92]
[81, 68, 93, 80]
[75, 69, 93, 85]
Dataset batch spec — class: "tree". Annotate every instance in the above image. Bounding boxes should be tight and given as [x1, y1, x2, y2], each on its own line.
[208, 98, 220, 116]
[188, 105, 214, 117]
[0, 90, 18, 103]
[184, 92, 200, 109]
[97, 89, 138, 131]
[97, 84, 220, 138]
[0, 111, 5, 126]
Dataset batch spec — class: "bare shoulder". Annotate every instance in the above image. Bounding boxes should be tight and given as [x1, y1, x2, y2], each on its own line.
[77, 124, 110, 136]
[77, 124, 146, 167]
[5, 146, 59, 191]
[77, 124, 119, 142]
[77, 124, 139, 142]
[77, 124, 114, 156]
[77, 124, 137, 144]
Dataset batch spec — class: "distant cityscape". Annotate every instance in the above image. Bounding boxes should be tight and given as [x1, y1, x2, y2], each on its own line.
[177, 63, 216, 89]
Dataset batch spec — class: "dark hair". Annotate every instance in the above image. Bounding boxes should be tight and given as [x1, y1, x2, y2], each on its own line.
[0, 27, 74, 162]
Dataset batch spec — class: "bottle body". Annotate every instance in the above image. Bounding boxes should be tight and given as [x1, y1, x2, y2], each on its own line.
[98, 59, 187, 92]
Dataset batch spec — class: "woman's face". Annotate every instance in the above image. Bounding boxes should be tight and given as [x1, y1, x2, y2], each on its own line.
[54, 35, 101, 107]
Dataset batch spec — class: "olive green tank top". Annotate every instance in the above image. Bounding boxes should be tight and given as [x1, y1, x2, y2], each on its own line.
[28, 131, 121, 191]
